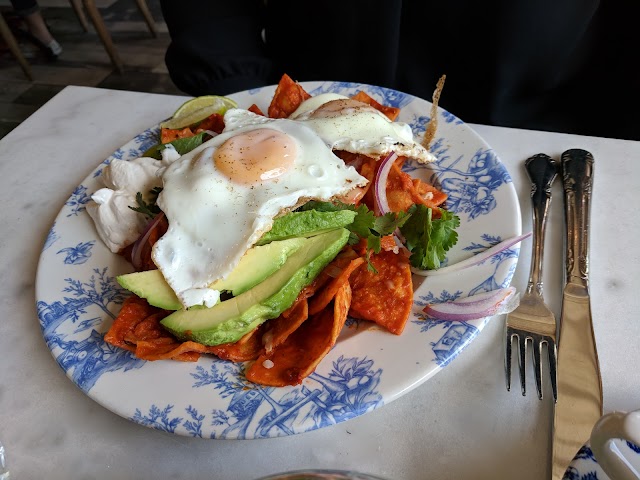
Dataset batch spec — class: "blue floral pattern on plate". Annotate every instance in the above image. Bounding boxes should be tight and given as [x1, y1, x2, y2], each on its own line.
[564, 441, 640, 479]
[35, 81, 522, 439]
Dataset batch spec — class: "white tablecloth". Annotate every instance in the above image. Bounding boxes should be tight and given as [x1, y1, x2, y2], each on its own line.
[0, 86, 638, 480]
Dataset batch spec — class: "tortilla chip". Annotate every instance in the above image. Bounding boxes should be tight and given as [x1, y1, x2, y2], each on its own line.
[160, 127, 194, 144]
[135, 339, 210, 362]
[332, 152, 377, 205]
[248, 104, 265, 116]
[106, 295, 219, 362]
[351, 91, 401, 121]
[194, 113, 225, 134]
[386, 162, 447, 213]
[246, 282, 352, 386]
[105, 295, 165, 352]
[267, 74, 311, 119]
[208, 324, 266, 362]
[352, 235, 398, 257]
[348, 250, 413, 335]
[308, 257, 364, 315]
[262, 298, 309, 355]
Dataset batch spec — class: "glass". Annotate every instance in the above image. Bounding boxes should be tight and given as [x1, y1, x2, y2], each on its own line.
[0, 440, 9, 480]
[254, 470, 388, 480]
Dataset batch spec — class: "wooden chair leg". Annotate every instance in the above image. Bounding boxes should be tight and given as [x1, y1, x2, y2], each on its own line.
[82, 0, 124, 73]
[69, 0, 90, 32]
[134, 0, 158, 38]
[0, 14, 33, 81]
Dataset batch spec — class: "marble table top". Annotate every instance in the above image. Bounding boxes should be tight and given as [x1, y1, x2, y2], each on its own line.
[0, 86, 638, 480]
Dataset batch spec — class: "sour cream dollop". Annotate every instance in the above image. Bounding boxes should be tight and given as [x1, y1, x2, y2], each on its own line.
[87, 157, 164, 253]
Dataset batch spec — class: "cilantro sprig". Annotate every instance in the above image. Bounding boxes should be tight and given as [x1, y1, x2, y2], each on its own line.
[399, 204, 460, 270]
[129, 186, 163, 219]
[299, 201, 410, 272]
[300, 201, 460, 272]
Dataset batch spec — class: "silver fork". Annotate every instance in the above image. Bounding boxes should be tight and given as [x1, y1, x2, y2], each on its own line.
[505, 153, 558, 401]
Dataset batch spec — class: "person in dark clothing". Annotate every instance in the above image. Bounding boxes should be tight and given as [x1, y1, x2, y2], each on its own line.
[10, 0, 62, 57]
[159, 0, 639, 141]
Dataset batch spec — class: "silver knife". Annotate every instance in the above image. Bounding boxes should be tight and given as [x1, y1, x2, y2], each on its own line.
[551, 149, 603, 479]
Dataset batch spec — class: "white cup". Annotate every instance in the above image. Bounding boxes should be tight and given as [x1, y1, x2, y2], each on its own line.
[590, 409, 640, 480]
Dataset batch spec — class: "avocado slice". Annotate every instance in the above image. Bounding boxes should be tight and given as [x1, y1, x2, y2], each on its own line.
[256, 210, 356, 245]
[161, 228, 350, 346]
[117, 238, 307, 310]
[118, 269, 182, 310]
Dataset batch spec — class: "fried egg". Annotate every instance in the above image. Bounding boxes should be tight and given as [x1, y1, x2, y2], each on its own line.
[225, 94, 435, 163]
[292, 93, 436, 163]
[152, 115, 368, 308]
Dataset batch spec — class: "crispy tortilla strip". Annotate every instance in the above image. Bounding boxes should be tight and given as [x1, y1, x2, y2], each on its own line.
[127, 311, 170, 342]
[379, 235, 398, 251]
[194, 113, 225, 134]
[248, 103, 265, 116]
[411, 177, 448, 208]
[274, 261, 333, 328]
[207, 324, 265, 362]
[354, 157, 377, 205]
[258, 269, 333, 356]
[387, 162, 447, 213]
[351, 91, 401, 121]
[160, 127, 194, 144]
[106, 295, 216, 361]
[293, 247, 358, 307]
[262, 298, 309, 355]
[349, 250, 413, 335]
[135, 339, 208, 362]
[354, 235, 398, 256]
[308, 257, 364, 315]
[267, 73, 311, 119]
[105, 295, 164, 352]
[422, 74, 446, 149]
[246, 282, 351, 387]
[334, 152, 377, 205]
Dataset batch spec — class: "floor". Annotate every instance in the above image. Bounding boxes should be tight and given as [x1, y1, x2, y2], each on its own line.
[0, 0, 183, 139]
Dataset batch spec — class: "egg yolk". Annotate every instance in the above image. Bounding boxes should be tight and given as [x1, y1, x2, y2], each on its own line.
[214, 128, 297, 184]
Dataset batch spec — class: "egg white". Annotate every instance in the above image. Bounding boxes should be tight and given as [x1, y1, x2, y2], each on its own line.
[291, 93, 436, 163]
[152, 115, 368, 308]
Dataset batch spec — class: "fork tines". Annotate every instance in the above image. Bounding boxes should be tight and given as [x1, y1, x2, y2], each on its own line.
[505, 153, 558, 402]
[506, 328, 557, 401]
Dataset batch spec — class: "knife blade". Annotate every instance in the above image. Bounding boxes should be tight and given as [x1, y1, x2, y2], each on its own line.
[551, 149, 603, 480]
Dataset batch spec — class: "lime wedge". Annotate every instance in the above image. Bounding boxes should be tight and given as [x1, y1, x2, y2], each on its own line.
[161, 95, 238, 129]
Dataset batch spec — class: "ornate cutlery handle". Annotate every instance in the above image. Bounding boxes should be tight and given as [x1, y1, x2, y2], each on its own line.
[561, 149, 594, 288]
[525, 153, 558, 297]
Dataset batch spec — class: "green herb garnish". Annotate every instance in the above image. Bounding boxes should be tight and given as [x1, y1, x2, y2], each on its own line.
[399, 204, 460, 270]
[299, 201, 410, 272]
[129, 186, 163, 219]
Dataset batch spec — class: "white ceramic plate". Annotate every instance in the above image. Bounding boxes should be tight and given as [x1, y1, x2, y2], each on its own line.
[35, 81, 521, 439]
[564, 441, 640, 480]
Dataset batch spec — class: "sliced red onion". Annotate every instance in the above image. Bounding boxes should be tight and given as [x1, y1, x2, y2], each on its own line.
[374, 152, 398, 215]
[423, 287, 519, 321]
[130, 212, 165, 271]
[411, 232, 532, 277]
